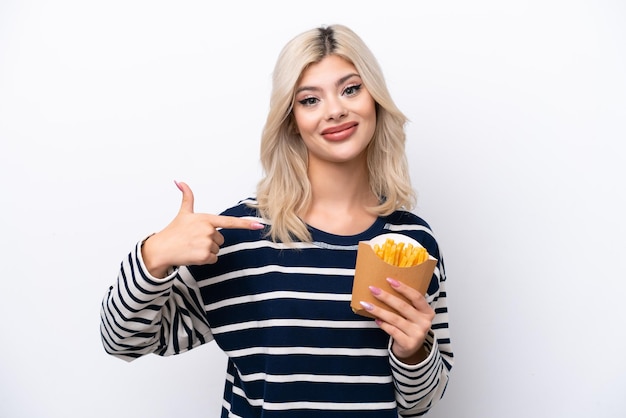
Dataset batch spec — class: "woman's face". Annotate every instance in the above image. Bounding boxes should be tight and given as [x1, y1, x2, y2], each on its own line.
[293, 55, 376, 167]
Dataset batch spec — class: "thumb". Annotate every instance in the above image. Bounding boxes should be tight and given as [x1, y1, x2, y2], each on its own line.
[175, 180, 194, 213]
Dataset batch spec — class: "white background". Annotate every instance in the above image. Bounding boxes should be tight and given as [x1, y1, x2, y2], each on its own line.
[1, 1, 625, 417]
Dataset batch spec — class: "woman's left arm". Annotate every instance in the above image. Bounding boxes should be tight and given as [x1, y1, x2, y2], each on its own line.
[363, 262, 453, 415]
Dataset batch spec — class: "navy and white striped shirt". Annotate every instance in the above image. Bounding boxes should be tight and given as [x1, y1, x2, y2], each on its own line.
[100, 199, 453, 417]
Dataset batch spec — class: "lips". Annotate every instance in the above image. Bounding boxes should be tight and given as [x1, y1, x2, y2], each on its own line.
[321, 122, 358, 141]
[321, 122, 358, 135]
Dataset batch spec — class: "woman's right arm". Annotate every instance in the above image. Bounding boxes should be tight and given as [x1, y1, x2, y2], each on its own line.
[99, 181, 265, 361]
[99, 238, 214, 361]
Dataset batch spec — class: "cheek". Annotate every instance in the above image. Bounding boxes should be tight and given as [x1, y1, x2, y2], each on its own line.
[293, 112, 317, 136]
[362, 98, 377, 121]
[359, 102, 377, 130]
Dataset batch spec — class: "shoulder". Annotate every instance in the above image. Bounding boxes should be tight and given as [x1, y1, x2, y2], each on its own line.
[386, 209, 433, 230]
[219, 197, 260, 218]
[217, 197, 266, 244]
[384, 210, 441, 257]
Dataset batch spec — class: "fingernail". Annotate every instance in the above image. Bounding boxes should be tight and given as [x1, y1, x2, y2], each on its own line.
[360, 301, 374, 311]
[251, 222, 265, 230]
[386, 278, 400, 288]
[368, 286, 382, 295]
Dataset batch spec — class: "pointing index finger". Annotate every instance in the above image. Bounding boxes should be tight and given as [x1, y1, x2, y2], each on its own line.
[207, 214, 265, 231]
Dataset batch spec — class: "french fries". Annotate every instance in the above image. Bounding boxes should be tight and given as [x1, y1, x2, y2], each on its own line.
[373, 238, 428, 267]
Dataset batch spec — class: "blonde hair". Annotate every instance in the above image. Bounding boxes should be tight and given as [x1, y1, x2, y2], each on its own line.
[254, 24, 416, 243]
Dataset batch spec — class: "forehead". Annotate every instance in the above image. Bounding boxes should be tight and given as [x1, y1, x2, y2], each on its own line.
[297, 55, 359, 86]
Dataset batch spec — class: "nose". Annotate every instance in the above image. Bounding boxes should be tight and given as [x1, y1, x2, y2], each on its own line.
[325, 97, 347, 120]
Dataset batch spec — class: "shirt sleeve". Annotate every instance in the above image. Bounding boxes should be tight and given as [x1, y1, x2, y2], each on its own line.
[389, 257, 454, 416]
[99, 239, 213, 362]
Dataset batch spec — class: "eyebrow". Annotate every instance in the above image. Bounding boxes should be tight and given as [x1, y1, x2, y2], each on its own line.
[295, 73, 361, 95]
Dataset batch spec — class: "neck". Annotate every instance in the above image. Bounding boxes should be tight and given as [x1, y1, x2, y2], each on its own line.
[309, 158, 373, 206]
[301, 157, 379, 235]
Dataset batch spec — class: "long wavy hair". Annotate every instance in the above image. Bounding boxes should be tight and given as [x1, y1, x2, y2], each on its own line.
[254, 24, 416, 243]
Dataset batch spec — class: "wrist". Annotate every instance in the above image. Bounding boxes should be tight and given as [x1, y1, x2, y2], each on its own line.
[141, 234, 171, 278]
[392, 342, 429, 365]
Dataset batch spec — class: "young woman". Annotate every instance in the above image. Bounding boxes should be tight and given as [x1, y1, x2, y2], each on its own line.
[101, 24, 453, 417]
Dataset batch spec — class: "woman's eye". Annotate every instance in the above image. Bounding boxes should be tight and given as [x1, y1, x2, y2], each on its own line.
[344, 84, 362, 96]
[298, 97, 319, 106]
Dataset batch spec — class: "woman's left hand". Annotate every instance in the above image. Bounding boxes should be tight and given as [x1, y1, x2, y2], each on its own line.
[362, 277, 435, 364]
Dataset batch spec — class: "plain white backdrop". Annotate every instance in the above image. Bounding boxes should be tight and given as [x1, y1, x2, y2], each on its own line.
[1, 1, 625, 417]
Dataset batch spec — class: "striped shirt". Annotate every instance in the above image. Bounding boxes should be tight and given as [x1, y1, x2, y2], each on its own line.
[100, 199, 453, 417]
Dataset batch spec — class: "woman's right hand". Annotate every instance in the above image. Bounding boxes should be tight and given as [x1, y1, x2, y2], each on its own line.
[141, 181, 265, 278]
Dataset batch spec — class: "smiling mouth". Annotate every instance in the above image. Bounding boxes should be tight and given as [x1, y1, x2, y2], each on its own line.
[320, 122, 358, 142]
[321, 122, 358, 135]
